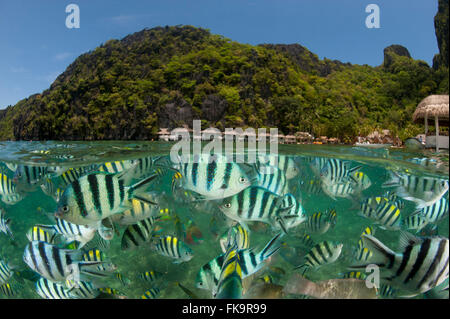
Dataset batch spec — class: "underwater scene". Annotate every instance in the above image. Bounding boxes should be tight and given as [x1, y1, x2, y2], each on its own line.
[0, 141, 448, 299]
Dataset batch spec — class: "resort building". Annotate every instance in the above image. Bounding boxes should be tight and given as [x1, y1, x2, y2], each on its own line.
[413, 95, 449, 151]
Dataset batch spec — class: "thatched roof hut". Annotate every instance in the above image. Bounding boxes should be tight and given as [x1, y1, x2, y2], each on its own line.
[413, 95, 449, 125]
[412, 95, 449, 151]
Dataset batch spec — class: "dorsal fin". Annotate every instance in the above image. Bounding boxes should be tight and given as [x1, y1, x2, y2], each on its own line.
[398, 230, 422, 251]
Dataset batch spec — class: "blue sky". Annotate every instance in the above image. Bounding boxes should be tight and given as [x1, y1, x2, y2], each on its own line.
[0, 0, 440, 110]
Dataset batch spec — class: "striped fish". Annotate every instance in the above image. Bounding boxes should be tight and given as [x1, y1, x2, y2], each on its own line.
[67, 281, 100, 299]
[115, 273, 130, 286]
[139, 270, 164, 283]
[403, 214, 429, 232]
[296, 234, 316, 249]
[0, 260, 14, 285]
[35, 277, 75, 299]
[195, 233, 282, 295]
[55, 172, 158, 226]
[349, 232, 449, 296]
[378, 284, 397, 298]
[152, 235, 193, 263]
[219, 223, 250, 253]
[59, 166, 98, 187]
[218, 186, 295, 234]
[26, 226, 58, 244]
[354, 226, 376, 262]
[141, 287, 161, 299]
[215, 240, 243, 299]
[173, 153, 252, 200]
[360, 197, 389, 219]
[121, 217, 157, 250]
[0, 173, 22, 205]
[14, 165, 49, 186]
[384, 191, 405, 209]
[322, 181, 355, 200]
[130, 156, 162, 180]
[99, 287, 126, 298]
[351, 171, 372, 190]
[112, 197, 160, 225]
[278, 193, 307, 230]
[37, 218, 96, 248]
[257, 154, 299, 180]
[416, 195, 448, 224]
[99, 160, 135, 175]
[340, 271, 366, 280]
[299, 178, 323, 196]
[303, 210, 337, 235]
[367, 199, 402, 230]
[23, 241, 106, 283]
[309, 157, 329, 176]
[383, 173, 449, 208]
[0, 208, 13, 239]
[320, 158, 361, 185]
[40, 178, 56, 200]
[0, 283, 15, 297]
[296, 241, 343, 273]
[255, 166, 287, 196]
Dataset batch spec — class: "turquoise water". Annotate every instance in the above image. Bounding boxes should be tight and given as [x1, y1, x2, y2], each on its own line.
[0, 141, 448, 299]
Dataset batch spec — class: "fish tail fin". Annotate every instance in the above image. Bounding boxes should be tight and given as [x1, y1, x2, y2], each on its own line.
[349, 234, 395, 269]
[257, 232, 283, 262]
[128, 174, 159, 198]
[78, 261, 111, 278]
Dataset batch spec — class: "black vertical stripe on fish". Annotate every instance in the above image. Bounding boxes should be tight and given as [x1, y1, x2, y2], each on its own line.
[65, 253, 72, 268]
[105, 174, 115, 210]
[67, 220, 75, 235]
[315, 244, 327, 263]
[268, 197, 277, 219]
[404, 239, 431, 284]
[134, 224, 146, 241]
[221, 163, 233, 189]
[42, 278, 51, 297]
[248, 187, 258, 218]
[206, 160, 217, 191]
[418, 239, 447, 289]
[432, 256, 449, 287]
[52, 245, 65, 278]
[29, 243, 39, 277]
[259, 190, 270, 218]
[25, 166, 30, 184]
[323, 241, 333, 257]
[125, 230, 139, 247]
[38, 242, 53, 280]
[72, 180, 88, 217]
[192, 163, 199, 187]
[237, 192, 244, 217]
[119, 179, 125, 202]
[308, 249, 321, 266]
[396, 245, 413, 277]
[175, 238, 181, 258]
[88, 174, 101, 215]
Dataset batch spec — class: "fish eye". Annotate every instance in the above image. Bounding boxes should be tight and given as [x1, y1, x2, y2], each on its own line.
[61, 205, 70, 213]
[223, 203, 232, 208]
[238, 177, 247, 183]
